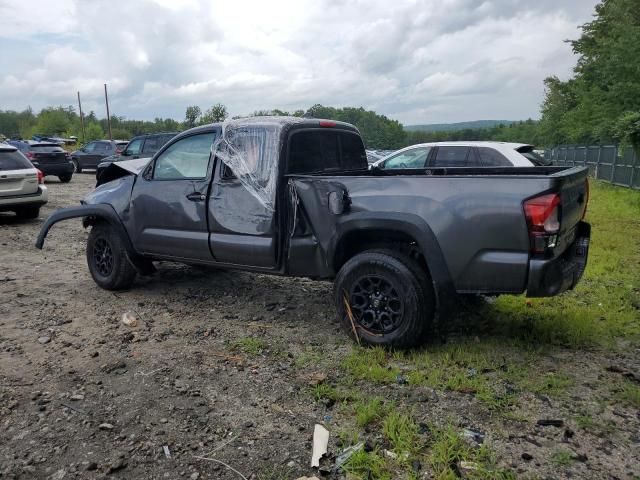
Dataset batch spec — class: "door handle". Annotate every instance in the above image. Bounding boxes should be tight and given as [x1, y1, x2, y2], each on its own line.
[186, 192, 206, 202]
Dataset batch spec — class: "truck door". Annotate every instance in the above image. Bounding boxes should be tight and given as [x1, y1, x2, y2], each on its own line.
[207, 125, 278, 269]
[129, 131, 217, 261]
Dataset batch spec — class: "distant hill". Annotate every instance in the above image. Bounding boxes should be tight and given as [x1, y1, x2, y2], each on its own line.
[405, 120, 515, 132]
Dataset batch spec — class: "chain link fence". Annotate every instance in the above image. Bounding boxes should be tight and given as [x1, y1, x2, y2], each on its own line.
[545, 145, 639, 190]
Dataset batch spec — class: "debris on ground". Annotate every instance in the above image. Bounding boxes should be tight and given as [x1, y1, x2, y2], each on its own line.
[311, 424, 329, 468]
[121, 312, 138, 327]
[462, 427, 485, 444]
[304, 372, 328, 386]
[335, 442, 364, 469]
[456, 460, 480, 477]
[536, 419, 564, 427]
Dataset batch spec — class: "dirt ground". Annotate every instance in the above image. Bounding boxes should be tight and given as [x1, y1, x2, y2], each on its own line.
[1, 174, 639, 480]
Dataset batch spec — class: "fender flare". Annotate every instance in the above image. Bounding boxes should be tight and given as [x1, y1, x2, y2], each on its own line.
[35, 204, 153, 274]
[330, 213, 456, 310]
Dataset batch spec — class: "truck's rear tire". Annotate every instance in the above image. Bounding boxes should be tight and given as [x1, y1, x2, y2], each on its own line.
[334, 250, 435, 348]
[58, 174, 72, 183]
[86, 223, 137, 290]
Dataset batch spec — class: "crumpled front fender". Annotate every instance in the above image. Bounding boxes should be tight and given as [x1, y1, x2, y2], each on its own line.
[35, 203, 154, 275]
[35, 204, 128, 250]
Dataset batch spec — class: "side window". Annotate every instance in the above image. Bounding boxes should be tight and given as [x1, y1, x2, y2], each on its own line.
[382, 147, 431, 169]
[476, 147, 511, 166]
[94, 142, 109, 153]
[153, 133, 215, 180]
[142, 137, 161, 154]
[432, 146, 470, 167]
[83, 142, 96, 153]
[125, 138, 143, 155]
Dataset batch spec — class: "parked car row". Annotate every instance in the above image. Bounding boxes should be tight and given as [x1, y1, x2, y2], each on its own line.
[8, 140, 74, 182]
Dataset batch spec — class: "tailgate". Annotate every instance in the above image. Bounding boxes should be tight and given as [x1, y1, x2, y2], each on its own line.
[0, 169, 39, 197]
[33, 151, 67, 163]
[31, 145, 68, 164]
[553, 167, 589, 253]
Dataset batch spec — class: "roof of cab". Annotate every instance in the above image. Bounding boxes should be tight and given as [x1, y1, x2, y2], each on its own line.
[177, 116, 359, 139]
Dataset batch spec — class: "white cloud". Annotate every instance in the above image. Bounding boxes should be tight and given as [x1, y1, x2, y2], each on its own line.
[0, 0, 599, 124]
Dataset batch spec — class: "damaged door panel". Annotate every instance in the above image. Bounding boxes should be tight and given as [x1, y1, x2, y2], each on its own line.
[35, 116, 592, 348]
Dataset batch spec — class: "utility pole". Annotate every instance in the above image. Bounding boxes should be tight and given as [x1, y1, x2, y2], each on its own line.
[77, 91, 86, 143]
[104, 83, 113, 141]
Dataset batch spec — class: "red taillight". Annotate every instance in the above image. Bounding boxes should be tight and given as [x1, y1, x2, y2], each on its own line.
[36, 169, 44, 184]
[26, 151, 35, 159]
[524, 193, 561, 254]
[319, 120, 336, 127]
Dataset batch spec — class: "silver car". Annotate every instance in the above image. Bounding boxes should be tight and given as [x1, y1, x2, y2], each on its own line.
[0, 144, 48, 219]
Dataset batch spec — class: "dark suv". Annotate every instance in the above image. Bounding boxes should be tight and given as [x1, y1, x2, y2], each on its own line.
[70, 140, 129, 173]
[8, 140, 74, 182]
[95, 132, 178, 181]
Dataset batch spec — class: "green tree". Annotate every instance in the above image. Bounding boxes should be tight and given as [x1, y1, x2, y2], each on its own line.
[305, 104, 406, 149]
[539, 0, 640, 146]
[200, 103, 228, 124]
[84, 123, 104, 142]
[184, 106, 201, 128]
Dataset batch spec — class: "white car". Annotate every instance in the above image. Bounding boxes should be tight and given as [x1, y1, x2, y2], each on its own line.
[371, 141, 549, 170]
[0, 144, 48, 219]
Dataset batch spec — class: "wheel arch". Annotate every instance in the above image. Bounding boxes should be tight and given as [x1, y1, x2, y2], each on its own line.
[330, 214, 456, 310]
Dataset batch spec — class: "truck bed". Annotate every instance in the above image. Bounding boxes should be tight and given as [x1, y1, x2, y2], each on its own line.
[289, 166, 589, 294]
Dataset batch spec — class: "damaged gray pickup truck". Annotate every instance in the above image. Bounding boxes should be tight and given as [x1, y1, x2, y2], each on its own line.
[36, 117, 591, 347]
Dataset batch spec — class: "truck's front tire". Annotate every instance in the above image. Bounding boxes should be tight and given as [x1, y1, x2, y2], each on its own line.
[334, 250, 434, 348]
[86, 223, 137, 290]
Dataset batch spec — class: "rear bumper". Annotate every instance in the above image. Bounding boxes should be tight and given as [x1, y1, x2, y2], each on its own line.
[526, 221, 590, 297]
[0, 186, 48, 211]
[32, 162, 74, 176]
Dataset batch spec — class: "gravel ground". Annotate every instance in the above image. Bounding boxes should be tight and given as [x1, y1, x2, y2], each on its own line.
[1, 174, 639, 480]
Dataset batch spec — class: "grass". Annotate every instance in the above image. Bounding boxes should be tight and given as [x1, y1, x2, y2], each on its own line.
[354, 397, 389, 427]
[342, 449, 390, 480]
[382, 410, 420, 458]
[256, 466, 293, 480]
[428, 425, 515, 479]
[617, 381, 640, 408]
[231, 336, 267, 355]
[551, 449, 574, 466]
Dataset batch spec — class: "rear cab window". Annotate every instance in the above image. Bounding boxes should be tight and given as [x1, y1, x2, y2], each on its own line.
[287, 130, 367, 174]
[0, 149, 34, 170]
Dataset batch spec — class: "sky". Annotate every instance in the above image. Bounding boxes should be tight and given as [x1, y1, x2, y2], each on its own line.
[0, 0, 599, 125]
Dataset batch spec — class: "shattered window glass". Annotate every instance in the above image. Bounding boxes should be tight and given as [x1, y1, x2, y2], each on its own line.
[214, 117, 303, 211]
